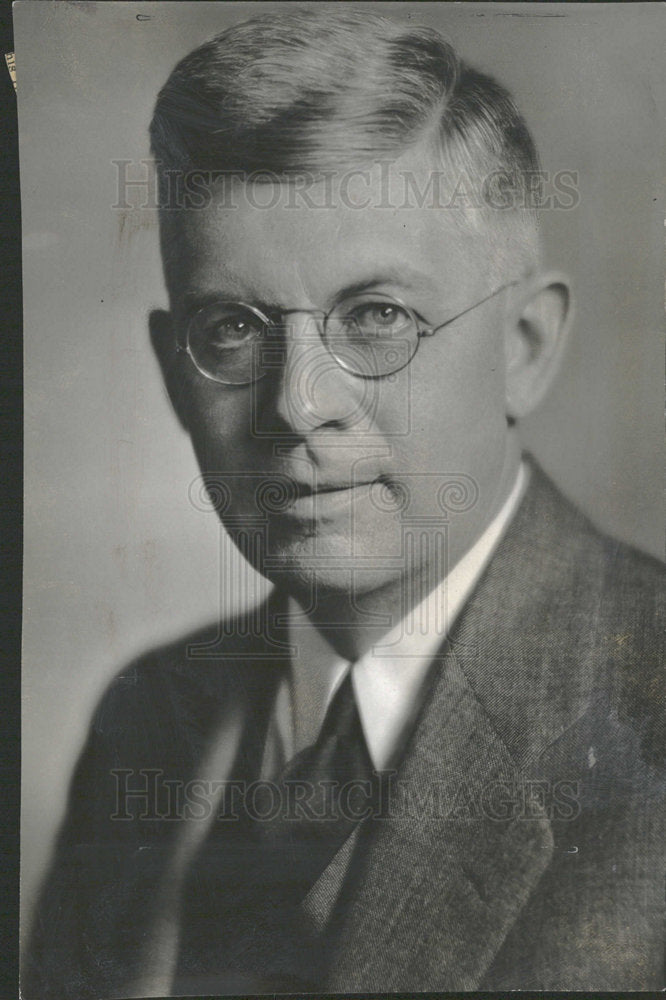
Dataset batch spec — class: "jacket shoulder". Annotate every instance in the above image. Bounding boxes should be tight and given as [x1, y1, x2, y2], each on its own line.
[467, 458, 665, 773]
[90, 598, 288, 762]
[526, 462, 665, 767]
[595, 537, 665, 769]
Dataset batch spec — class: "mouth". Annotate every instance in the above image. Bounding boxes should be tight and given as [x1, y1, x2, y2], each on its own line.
[278, 478, 377, 519]
[292, 480, 372, 497]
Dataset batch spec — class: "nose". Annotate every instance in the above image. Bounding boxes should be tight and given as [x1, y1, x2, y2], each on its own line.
[270, 311, 370, 434]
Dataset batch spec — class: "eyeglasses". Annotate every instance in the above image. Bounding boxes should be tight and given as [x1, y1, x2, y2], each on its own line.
[177, 281, 517, 385]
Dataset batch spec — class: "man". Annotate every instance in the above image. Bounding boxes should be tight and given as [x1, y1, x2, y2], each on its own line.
[24, 7, 664, 996]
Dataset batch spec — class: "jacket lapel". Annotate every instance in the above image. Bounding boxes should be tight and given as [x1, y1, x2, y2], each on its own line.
[319, 646, 554, 990]
[133, 612, 292, 998]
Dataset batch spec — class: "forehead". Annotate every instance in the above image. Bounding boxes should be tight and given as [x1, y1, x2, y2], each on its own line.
[166, 150, 489, 308]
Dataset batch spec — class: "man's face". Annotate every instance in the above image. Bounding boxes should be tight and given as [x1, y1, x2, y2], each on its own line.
[164, 150, 515, 601]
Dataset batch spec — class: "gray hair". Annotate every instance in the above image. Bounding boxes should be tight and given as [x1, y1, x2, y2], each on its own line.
[150, 7, 542, 282]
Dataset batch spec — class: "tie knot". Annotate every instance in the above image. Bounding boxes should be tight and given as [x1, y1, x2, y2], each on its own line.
[281, 670, 372, 783]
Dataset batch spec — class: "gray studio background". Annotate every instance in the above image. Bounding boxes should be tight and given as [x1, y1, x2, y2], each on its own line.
[17, 2, 665, 939]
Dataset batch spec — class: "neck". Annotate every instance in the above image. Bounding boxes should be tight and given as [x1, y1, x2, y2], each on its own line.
[288, 436, 522, 662]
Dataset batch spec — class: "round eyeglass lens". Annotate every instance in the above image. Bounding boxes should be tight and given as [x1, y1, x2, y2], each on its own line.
[325, 296, 418, 377]
[187, 302, 268, 384]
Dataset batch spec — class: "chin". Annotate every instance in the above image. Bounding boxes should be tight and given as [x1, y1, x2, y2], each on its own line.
[259, 532, 402, 600]
[225, 506, 407, 596]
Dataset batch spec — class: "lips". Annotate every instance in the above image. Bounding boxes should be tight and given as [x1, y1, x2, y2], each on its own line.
[275, 477, 377, 519]
[291, 480, 374, 498]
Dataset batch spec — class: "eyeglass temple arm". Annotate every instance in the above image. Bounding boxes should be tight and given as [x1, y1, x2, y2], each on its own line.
[419, 280, 518, 338]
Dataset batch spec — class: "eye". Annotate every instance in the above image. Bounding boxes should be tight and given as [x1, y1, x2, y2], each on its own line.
[191, 304, 267, 351]
[342, 300, 414, 339]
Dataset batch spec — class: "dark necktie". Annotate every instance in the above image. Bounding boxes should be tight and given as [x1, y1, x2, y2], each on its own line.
[174, 669, 377, 993]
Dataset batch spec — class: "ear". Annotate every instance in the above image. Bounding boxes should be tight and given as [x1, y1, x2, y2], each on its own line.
[503, 272, 572, 420]
[149, 309, 190, 432]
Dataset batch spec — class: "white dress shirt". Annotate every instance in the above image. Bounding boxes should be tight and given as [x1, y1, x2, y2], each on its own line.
[262, 462, 529, 776]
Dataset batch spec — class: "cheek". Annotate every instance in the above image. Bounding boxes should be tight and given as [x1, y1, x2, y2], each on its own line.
[394, 332, 508, 462]
[184, 380, 257, 465]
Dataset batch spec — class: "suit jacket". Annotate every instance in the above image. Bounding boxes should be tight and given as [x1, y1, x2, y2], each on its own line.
[23, 459, 665, 996]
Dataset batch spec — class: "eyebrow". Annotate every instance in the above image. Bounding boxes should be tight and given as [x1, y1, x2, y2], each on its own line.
[330, 267, 435, 304]
[179, 266, 435, 317]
